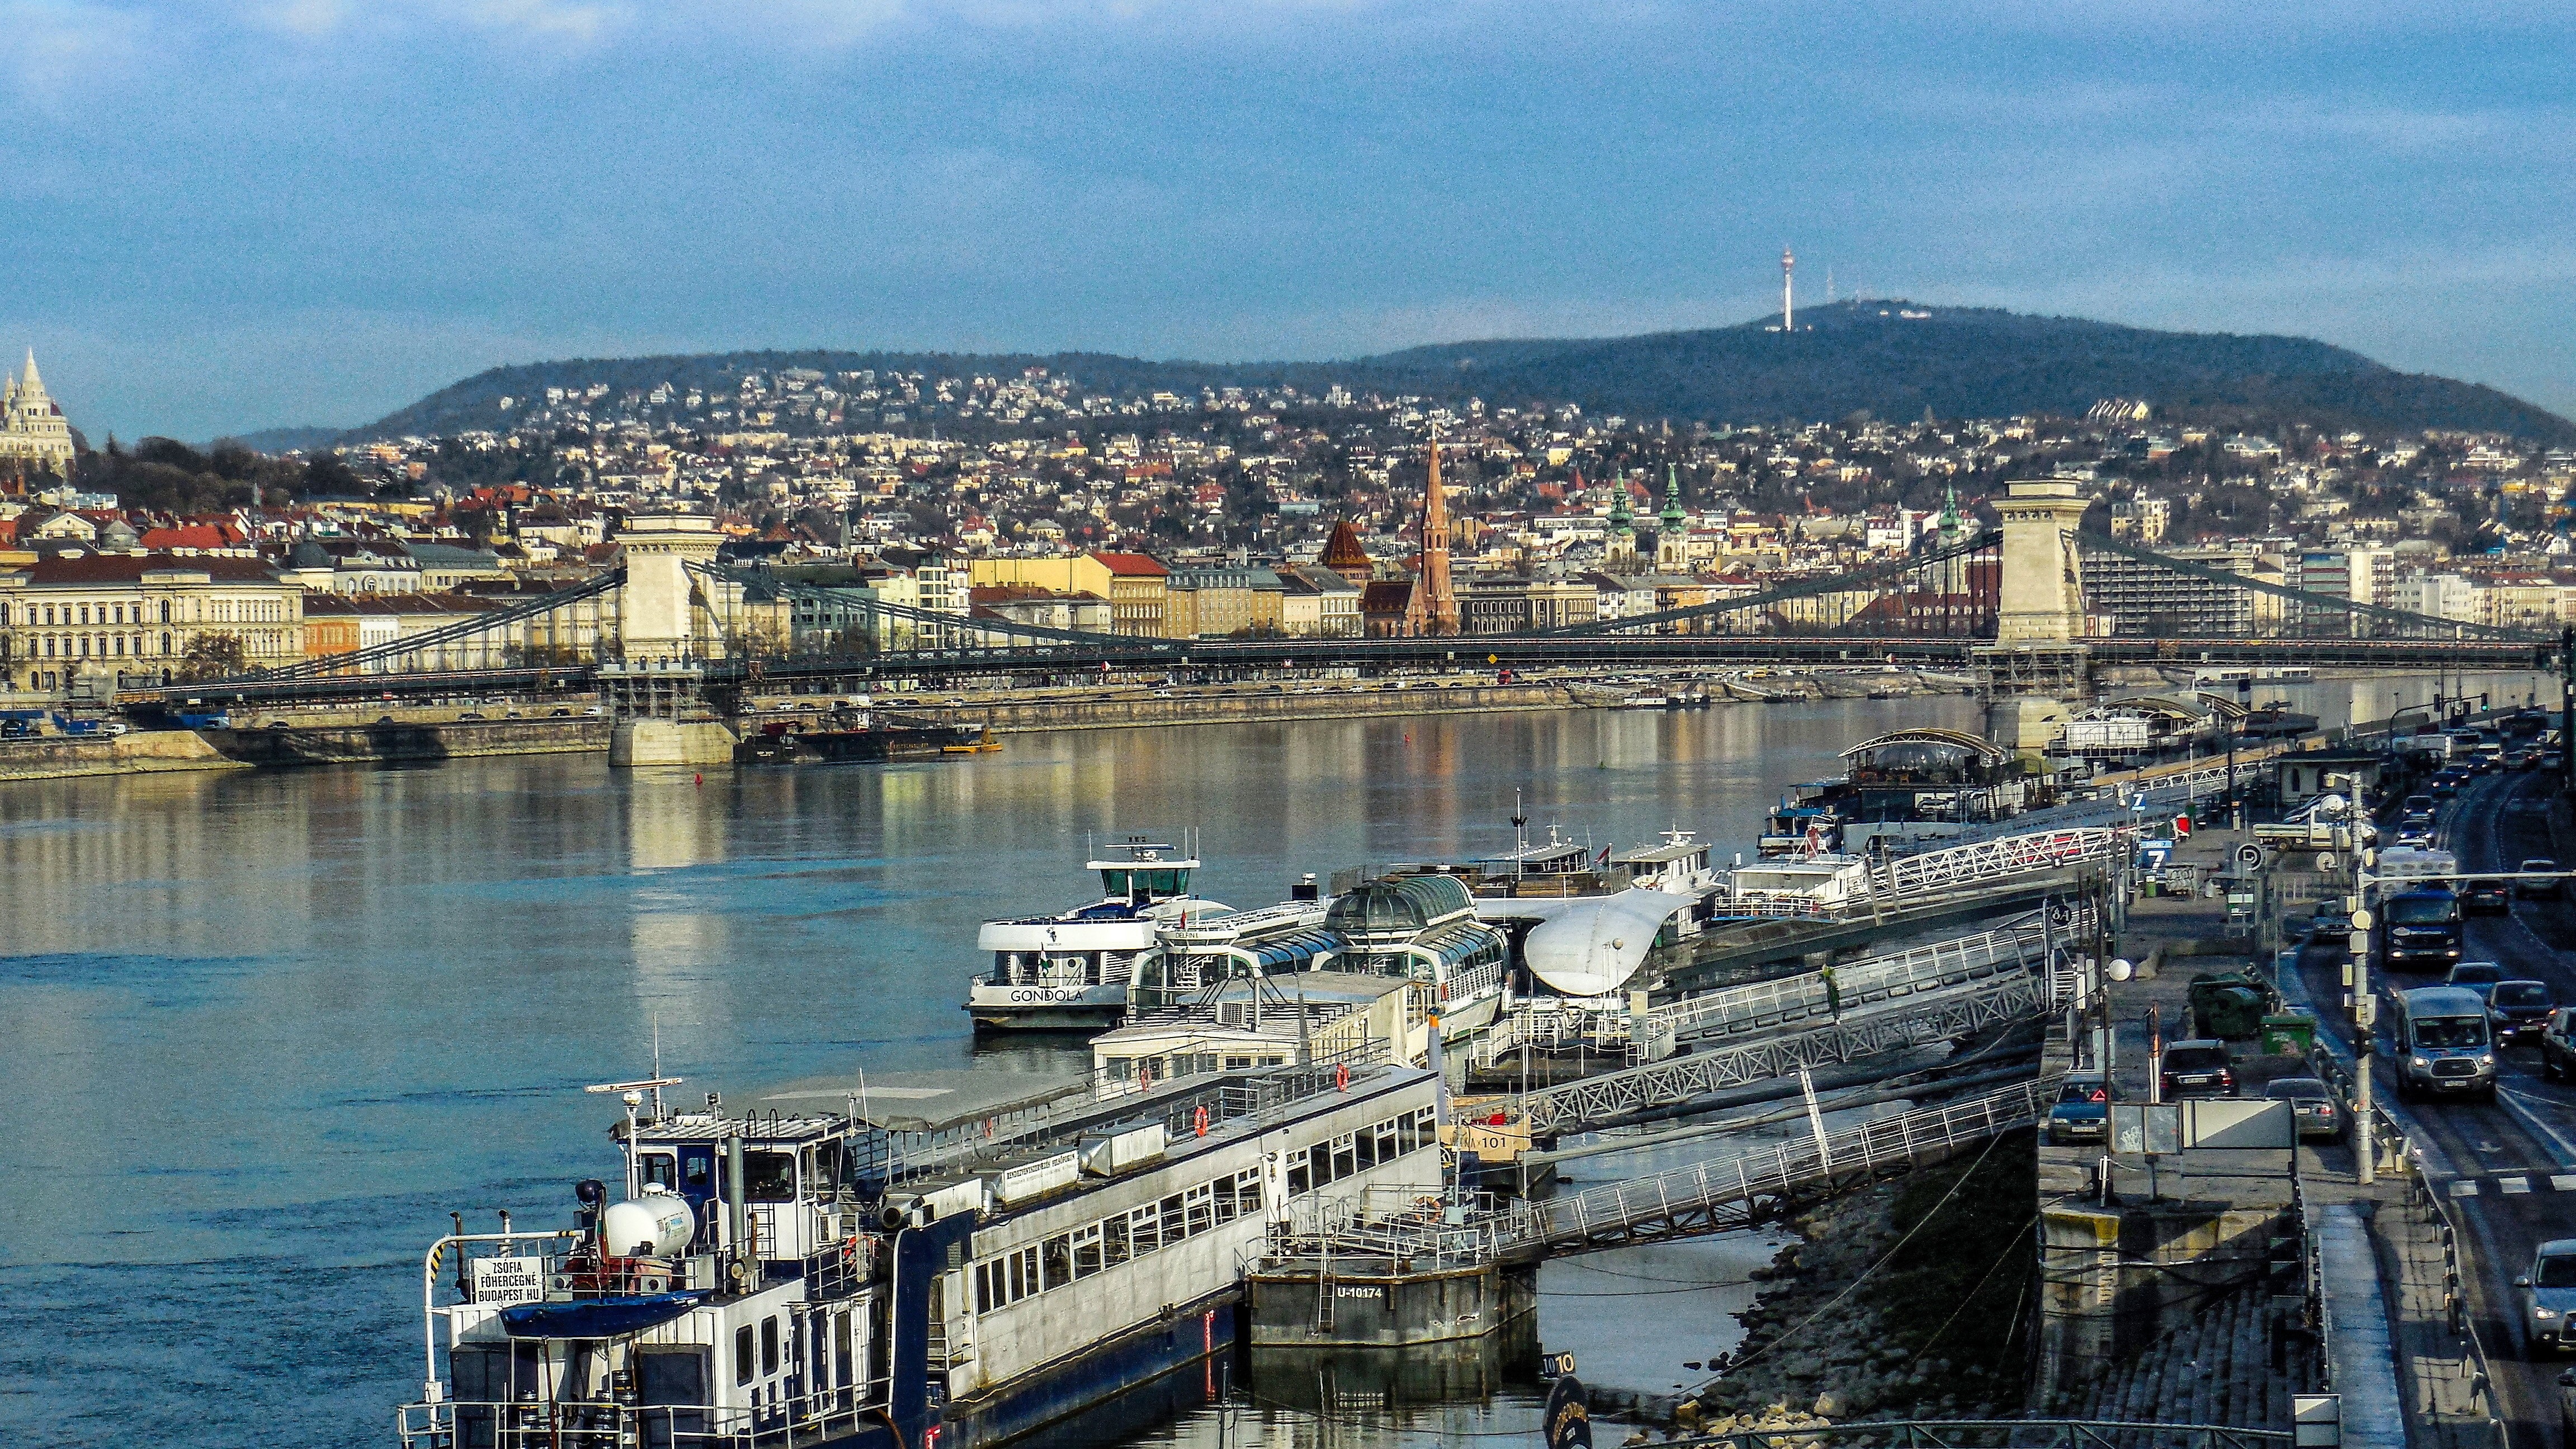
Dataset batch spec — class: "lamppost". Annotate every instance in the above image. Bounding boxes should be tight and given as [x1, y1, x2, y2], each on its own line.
[2327, 770, 2377, 1186]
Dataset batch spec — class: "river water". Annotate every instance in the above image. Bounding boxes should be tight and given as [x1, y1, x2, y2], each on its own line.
[0, 671, 2542, 1448]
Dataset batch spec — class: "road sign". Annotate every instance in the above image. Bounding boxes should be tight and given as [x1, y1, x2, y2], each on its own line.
[2237, 842, 2264, 869]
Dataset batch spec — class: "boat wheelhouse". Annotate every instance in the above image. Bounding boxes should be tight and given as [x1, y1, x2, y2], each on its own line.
[967, 839, 1227, 1031]
[397, 1055, 1442, 1449]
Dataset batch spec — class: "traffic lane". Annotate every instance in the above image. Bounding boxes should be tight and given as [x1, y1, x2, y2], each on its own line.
[2288, 917, 2572, 1441]
[2450, 773, 2576, 978]
[2378, 1075, 2573, 1446]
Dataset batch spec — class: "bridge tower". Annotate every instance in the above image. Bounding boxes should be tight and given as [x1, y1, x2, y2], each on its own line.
[615, 512, 723, 664]
[1979, 477, 2092, 714]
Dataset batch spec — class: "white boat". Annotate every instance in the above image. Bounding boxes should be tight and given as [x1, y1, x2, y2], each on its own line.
[965, 840, 1230, 1031]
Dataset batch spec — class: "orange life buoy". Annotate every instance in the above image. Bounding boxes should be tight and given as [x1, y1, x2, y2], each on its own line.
[1335, 1062, 1349, 1092]
[1193, 1105, 1209, 1137]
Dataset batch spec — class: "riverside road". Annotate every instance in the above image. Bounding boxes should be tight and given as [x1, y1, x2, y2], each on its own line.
[2298, 766, 2576, 1448]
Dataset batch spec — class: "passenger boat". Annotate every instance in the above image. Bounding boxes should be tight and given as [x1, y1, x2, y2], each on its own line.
[965, 840, 1228, 1032]
[395, 1052, 1444, 1449]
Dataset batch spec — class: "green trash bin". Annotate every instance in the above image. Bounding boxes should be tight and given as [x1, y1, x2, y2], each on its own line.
[2261, 1010, 2317, 1056]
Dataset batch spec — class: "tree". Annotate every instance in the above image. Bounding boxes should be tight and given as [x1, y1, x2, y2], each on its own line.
[177, 632, 249, 681]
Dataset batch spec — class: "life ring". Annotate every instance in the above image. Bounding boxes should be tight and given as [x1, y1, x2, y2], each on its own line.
[1193, 1105, 1209, 1138]
[1335, 1062, 1349, 1092]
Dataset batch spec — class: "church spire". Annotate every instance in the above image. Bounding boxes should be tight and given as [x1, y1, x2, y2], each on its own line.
[18, 350, 41, 399]
[1659, 465, 1687, 531]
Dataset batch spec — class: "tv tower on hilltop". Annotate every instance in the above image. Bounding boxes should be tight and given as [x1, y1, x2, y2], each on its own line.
[1781, 247, 1795, 332]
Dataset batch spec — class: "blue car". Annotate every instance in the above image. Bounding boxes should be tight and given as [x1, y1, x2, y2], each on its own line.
[2046, 1072, 2111, 1144]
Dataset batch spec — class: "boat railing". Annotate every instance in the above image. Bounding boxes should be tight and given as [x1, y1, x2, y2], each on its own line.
[1716, 889, 1839, 920]
[1259, 1187, 1535, 1273]
[1159, 900, 1322, 946]
[884, 1038, 1401, 1186]
[396, 1377, 899, 1449]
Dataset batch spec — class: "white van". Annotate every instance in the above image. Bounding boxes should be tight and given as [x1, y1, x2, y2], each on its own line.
[2388, 985, 2496, 1098]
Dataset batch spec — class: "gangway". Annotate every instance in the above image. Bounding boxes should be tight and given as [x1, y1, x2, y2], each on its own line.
[1638, 904, 2091, 1060]
[1504, 1075, 2059, 1256]
[1874, 826, 2129, 899]
[1516, 968, 2065, 1137]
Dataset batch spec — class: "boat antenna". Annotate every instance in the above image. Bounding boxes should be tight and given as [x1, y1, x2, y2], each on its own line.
[1512, 789, 1528, 879]
[650, 1016, 666, 1120]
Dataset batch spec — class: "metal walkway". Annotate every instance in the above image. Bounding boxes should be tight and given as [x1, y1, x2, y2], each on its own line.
[1518, 968, 2063, 1137]
[1640, 905, 2087, 1059]
[1508, 1076, 2059, 1254]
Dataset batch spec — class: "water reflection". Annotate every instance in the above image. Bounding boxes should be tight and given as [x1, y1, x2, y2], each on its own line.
[0, 678, 2481, 1448]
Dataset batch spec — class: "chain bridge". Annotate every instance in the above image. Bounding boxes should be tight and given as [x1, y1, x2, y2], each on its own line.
[113, 484, 2560, 707]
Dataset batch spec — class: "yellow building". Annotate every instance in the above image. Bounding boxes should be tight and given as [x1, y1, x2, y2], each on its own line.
[1, 552, 305, 692]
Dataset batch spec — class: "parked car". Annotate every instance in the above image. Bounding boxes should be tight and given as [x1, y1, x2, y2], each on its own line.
[2462, 879, 2512, 913]
[2160, 1039, 2236, 1098]
[2490, 981, 2556, 1044]
[2546, 1006, 2576, 1082]
[2447, 960, 2508, 1003]
[2518, 858, 2564, 899]
[457, 712, 486, 721]
[2264, 1077, 2345, 1141]
[2517, 1239, 2576, 1355]
[2047, 1072, 2113, 1145]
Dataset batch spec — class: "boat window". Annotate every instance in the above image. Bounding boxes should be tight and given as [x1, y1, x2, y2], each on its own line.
[1158, 1192, 1186, 1244]
[683, 1150, 713, 1193]
[1396, 1115, 1417, 1156]
[1286, 1148, 1311, 1197]
[638, 1153, 679, 1191]
[804, 1141, 841, 1196]
[974, 1263, 993, 1314]
[1184, 1183, 1215, 1237]
[1331, 1133, 1358, 1180]
[735, 1325, 755, 1386]
[1234, 1167, 1265, 1218]
[742, 1152, 796, 1202]
[1104, 1214, 1131, 1266]
[1072, 1223, 1104, 1278]
[761, 1317, 780, 1376]
[1130, 1204, 1162, 1254]
[1101, 869, 1130, 897]
[1354, 1128, 1378, 1171]
[1042, 1234, 1073, 1290]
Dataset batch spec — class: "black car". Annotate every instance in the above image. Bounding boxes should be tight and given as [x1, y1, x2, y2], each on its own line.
[2547, 1008, 2576, 1082]
[2492, 981, 2556, 1044]
[2161, 1039, 2236, 1098]
[2462, 879, 2512, 913]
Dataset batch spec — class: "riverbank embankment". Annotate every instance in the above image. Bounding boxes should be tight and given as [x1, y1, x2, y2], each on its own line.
[0, 717, 610, 780]
[1665, 1130, 2039, 1433]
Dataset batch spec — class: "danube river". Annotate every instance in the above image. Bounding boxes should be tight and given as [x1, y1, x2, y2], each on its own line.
[0, 673, 2539, 1447]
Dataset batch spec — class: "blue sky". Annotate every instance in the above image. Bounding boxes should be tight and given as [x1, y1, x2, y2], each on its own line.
[4, 1, 2572, 441]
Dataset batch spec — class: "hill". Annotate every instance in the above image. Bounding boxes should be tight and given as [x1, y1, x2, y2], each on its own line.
[331, 302, 2574, 444]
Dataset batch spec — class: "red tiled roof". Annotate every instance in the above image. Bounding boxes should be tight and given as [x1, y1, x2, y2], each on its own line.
[1088, 551, 1169, 577]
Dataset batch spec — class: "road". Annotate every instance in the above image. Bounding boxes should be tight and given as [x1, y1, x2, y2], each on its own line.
[2299, 766, 2576, 1447]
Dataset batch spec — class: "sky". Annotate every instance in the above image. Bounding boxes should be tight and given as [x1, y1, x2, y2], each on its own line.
[3, 0, 2573, 441]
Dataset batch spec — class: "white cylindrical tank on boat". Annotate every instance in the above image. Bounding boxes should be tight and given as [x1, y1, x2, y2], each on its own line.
[602, 1191, 693, 1257]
